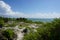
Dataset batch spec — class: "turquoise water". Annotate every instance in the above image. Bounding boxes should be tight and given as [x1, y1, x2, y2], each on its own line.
[28, 18, 54, 22]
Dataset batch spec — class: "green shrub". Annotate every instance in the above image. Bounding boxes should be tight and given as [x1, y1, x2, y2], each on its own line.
[23, 18, 60, 40]
[0, 20, 4, 27]
[2, 29, 16, 40]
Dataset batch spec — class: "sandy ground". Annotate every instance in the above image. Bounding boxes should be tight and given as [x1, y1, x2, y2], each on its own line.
[2, 23, 38, 40]
[2, 25, 25, 40]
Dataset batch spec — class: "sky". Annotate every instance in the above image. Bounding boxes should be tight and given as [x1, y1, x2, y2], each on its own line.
[0, 0, 60, 18]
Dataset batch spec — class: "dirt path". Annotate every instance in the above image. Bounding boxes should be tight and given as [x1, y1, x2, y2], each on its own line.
[2, 25, 25, 40]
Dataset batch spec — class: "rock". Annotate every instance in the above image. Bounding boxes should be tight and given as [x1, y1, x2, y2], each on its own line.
[22, 28, 28, 33]
[0, 24, 2, 28]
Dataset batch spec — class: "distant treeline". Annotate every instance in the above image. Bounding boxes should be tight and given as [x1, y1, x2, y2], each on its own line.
[0, 17, 33, 27]
[0, 17, 31, 22]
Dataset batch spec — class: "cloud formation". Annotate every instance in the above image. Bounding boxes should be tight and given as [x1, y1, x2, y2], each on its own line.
[0, 1, 27, 18]
[29, 12, 60, 18]
[0, 0, 60, 18]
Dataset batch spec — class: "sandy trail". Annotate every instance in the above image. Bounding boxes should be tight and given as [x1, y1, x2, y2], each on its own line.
[2, 25, 25, 40]
[16, 31, 24, 40]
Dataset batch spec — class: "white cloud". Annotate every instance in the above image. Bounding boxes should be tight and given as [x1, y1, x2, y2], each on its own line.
[0, 1, 27, 18]
[29, 12, 60, 18]
[0, 0, 60, 18]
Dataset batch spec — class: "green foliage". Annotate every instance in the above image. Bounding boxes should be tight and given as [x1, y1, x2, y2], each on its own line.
[50, 18, 60, 40]
[1, 17, 60, 40]
[16, 18, 27, 21]
[34, 21, 44, 24]
[5, 23, 16, 27]
[16, 18, 33, 23]
[2, 29, 15, 40]
[0, 19, 4, 27]
[23, 18, 60, 40]
[24, 32, 38, 40]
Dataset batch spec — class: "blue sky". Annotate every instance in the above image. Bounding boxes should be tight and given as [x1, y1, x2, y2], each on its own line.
[3, 0, 60, 13]
[0, 0, 60, 18]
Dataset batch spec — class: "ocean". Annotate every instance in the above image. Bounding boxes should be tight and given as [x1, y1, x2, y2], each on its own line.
[28, 18, 54, 22]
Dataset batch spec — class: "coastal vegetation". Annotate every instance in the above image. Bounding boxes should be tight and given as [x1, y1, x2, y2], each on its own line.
[0, 17, 60, 40]
[23, 18, 60, 40]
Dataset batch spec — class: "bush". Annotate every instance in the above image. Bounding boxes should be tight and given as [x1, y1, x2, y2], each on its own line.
[2, 29, 16, 40]
[0, 20, 4, 27]
[23, 18, 60, 40]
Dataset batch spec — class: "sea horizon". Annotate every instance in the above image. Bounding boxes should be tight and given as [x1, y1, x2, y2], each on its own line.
[27, 18, 54, 22]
